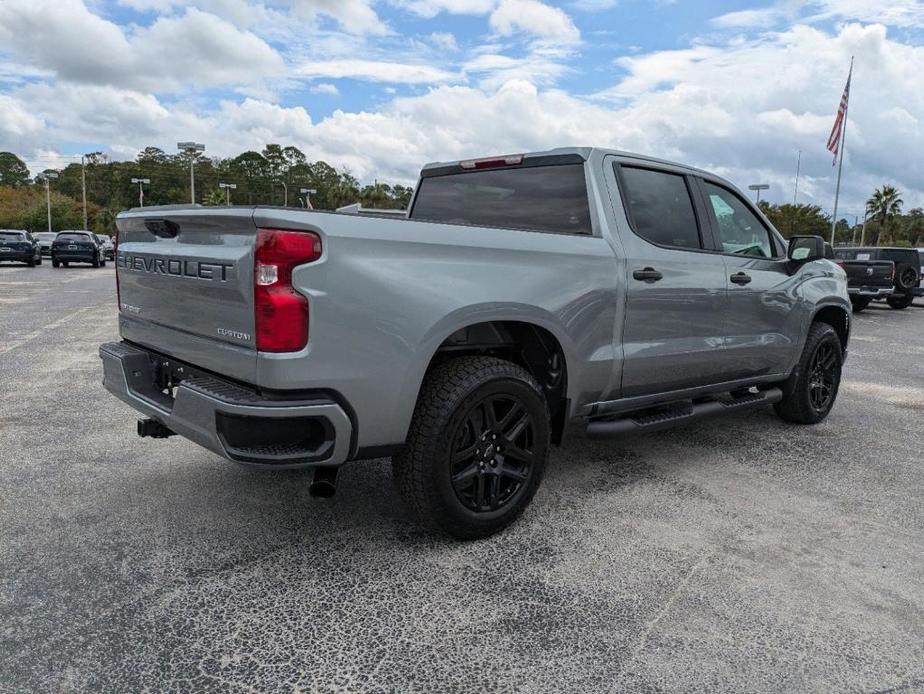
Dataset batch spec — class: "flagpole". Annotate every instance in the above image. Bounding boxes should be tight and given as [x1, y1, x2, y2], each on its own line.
[830, 56, 854, 246]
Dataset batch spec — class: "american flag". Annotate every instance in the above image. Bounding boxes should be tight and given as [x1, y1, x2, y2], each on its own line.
[826, 67, 852, 165]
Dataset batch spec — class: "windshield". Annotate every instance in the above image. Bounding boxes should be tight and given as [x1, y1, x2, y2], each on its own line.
[410, 163, 592, 235]
[36, 232, 57, 241]
[0, 231, 25, 241]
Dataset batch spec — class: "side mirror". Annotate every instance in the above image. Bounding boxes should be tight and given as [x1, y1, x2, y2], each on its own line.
[788, 235, 825, 263]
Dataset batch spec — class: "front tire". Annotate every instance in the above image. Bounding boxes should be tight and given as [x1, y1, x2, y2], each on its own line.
[393, 356, 550, 539]
[774, 322, 843, 425]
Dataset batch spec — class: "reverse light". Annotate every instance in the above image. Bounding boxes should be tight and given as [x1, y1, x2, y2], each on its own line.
[254, 228, 322, 353]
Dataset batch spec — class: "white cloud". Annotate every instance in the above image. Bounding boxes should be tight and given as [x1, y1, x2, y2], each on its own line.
[464, 52, 569, 88]
[0, 1, 284, 91]
[489, 0, 581, 43]
[712, 0, 924, 29]
[571, 0, 619, 10]
[390, 0, 498, 18]
[288, 0, 387, 34]
[296, 59, 457, 83]
[309, 83, 340, 95]
[428, 32, 460, 51]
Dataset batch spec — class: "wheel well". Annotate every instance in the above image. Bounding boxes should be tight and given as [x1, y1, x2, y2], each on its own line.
[812, 305, 850, 350]
[427, 321, 569, 444]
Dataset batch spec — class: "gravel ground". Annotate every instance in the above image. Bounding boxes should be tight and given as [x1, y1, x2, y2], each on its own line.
[1, 263, 923, 693]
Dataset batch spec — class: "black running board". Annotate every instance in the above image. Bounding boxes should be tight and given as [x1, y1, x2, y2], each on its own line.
[585, 388, 783, 439]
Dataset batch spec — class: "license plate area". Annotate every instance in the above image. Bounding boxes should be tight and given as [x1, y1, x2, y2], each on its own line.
[122, 354, 192, 411]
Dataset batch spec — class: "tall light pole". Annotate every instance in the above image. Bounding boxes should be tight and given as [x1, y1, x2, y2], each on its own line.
[748, 183, 769, 204]
[40, 172, 59, 232]
[177, 142, 205, 204]
[793, 150, 801, 206]
[219, 182, 237, 206]
[131, 178, 150, 207]
[300, 187, 317, 210]
[81, 155, 88, 230]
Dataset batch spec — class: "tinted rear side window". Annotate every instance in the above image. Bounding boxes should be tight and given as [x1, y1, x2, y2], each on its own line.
[619, 166, 701, 250]
[410, 163, 592, 235]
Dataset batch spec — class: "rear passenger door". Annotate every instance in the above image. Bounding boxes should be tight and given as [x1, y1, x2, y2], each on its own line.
[696, 178, 800, 379]
[612, 161, 729, 398]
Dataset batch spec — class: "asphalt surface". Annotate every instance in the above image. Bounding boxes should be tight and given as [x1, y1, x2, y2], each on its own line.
[2, 262, 923, 693]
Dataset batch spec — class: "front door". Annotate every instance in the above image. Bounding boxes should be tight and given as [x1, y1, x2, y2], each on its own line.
[698, 179, 801, 379]
[614, 163, 729, 398]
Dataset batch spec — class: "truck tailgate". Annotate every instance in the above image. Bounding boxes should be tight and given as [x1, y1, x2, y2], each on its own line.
[116, 207, 258, 382]
[840, 260, 893, 286]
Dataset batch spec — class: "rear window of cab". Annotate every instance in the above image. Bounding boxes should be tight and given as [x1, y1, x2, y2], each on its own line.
[410, 163, 592, 235]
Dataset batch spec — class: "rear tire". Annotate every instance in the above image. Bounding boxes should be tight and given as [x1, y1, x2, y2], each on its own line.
[393, 356, 550, 539]
[850, 297, 870, 312]
[774, 322, 842, 425]
[92, 255, 100, 268]
[52, 259, 60, 268]
[886, 294, 913, 310]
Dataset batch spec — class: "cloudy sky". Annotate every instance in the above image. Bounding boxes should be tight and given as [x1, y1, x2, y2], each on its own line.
[1, 0, 922, 215]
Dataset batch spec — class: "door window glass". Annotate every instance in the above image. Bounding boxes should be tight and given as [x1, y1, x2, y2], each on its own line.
[619, 166, 701, 250]
[704, 182, 775, 257]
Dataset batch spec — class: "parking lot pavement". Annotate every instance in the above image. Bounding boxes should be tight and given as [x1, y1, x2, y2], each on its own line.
[1, 264, 923, 693]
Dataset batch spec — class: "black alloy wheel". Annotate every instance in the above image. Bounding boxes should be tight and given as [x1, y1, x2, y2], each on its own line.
[808, 342, 838, 413]
[449, 393, 535, 512]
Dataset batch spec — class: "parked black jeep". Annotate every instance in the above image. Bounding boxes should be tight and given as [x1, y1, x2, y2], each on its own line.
[834, 247, 922, 310]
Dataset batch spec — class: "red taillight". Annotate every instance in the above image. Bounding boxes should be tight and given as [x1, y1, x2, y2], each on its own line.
[254, 228, 322, 352]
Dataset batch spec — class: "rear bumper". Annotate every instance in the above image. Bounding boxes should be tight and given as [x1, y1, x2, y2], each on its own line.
[99, 341, 353, 469]
[53, 252, 96, 262]
[848, 287, 893, 297]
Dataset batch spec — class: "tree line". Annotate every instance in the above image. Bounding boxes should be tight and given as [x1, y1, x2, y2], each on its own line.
[0, 147, 413, 235]
[758, 184, 922, 247]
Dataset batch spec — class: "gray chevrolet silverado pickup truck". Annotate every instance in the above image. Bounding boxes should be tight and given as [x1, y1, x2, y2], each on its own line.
[100, 147, 850, 538]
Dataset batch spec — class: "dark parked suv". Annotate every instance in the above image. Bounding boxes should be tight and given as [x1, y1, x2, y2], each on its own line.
[834, 247, 922, 309]
[52, 231, 107, 268]
[0, 229, 42, 267]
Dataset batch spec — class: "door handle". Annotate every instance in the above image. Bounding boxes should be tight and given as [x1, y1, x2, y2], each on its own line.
[632, 267, 663, 283]
[730, 272, 752, 285]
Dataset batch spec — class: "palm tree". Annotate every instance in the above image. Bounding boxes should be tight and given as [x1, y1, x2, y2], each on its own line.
[866, 185, 903, 245]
